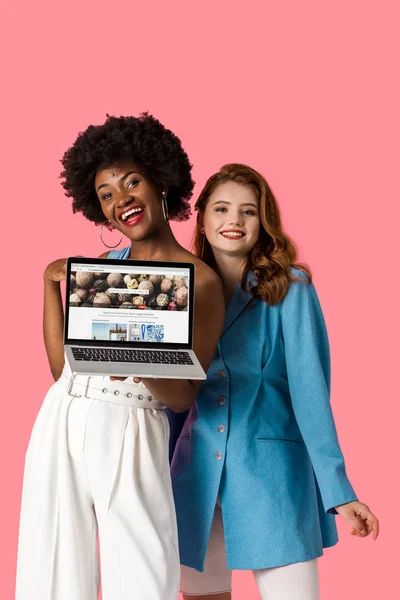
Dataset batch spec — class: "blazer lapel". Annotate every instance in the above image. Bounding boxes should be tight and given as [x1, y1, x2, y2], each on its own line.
[222, 275, 254, 335]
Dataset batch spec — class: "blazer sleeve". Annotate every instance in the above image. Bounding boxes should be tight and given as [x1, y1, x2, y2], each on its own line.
[281, 275, 357, 513]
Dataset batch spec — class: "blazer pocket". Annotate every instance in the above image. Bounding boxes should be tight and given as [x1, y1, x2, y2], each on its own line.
[256, 436, 304, 444]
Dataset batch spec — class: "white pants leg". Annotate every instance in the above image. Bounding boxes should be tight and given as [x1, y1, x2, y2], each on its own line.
[16, 372, 180, 600]
[181, 504, 232, 596]
[253, 560, 319, 600]
[181, 505, 319, 599]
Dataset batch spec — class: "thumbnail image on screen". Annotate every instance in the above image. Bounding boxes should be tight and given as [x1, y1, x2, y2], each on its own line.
[69, 271, 188, 312]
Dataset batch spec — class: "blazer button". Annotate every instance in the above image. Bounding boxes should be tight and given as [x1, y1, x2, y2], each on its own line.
[217, 370, 226, 378]
[217, 425, 225, 433]
[218, 396, 226, 406]
[216, 451, 223, 460]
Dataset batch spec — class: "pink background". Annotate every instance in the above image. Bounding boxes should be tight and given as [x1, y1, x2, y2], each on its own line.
[2, 1, 398, 598]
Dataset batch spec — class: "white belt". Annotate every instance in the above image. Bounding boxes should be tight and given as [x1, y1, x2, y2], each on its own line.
[59, 372, 165, 409]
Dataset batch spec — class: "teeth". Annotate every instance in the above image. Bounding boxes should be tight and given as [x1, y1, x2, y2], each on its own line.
[121, 207, 144, 221]
[221, 232, 244, 238]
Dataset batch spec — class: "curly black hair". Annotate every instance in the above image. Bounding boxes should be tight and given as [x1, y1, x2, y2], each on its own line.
[60, 113, 194, 224]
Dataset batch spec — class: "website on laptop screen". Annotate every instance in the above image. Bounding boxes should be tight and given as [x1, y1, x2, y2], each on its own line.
[68, 263, 190, 344]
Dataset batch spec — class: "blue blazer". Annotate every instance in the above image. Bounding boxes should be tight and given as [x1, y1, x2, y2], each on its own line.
[171, 270, 357, 571]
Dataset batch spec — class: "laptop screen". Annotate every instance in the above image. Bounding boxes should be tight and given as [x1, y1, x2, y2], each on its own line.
[65, 258, 193, 348]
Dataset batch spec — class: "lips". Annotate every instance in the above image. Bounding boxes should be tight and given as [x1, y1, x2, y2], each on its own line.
[220, 229, 245, 239]
[118, 205, 145, 226]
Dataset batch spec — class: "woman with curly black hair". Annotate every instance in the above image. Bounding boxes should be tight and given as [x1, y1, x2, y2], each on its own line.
[16, 114, 224, 600]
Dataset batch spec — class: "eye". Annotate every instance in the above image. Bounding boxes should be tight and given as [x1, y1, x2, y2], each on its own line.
[101, 192, 112, 201]
[127, 179, 139, 189]
[215, 206, 227, 212]
[243, 209, 256, 215]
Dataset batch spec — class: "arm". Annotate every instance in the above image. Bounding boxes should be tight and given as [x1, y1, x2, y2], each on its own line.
[140, 272, 225, 413]
[281, 276, 357, 513]
[43, 259, 68, 380]
[43, 251, 110, 381]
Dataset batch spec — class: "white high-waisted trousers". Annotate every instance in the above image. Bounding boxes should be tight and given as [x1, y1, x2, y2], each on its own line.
[181, 506, 320, 599]
[16, 364, 180, 600]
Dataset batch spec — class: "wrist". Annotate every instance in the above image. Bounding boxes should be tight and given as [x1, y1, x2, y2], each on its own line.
[335, 500, 357, 511]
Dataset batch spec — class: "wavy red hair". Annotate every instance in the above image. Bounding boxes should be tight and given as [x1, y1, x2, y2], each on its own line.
[193, 163, 311, 305]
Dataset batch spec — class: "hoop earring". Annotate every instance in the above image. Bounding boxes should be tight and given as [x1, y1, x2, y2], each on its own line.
[161, 191, 169, 222]
[100, 222, 124, 248]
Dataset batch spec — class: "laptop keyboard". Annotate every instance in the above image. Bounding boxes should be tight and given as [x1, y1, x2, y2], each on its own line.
[71, 347, 194, 365]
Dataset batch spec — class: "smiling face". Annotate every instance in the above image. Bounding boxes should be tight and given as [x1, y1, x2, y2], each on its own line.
[95, 161, 167, 241]
[202, 181, 261, 259]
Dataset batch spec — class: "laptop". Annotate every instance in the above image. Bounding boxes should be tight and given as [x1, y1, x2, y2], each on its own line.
[64, 256, 206, 379]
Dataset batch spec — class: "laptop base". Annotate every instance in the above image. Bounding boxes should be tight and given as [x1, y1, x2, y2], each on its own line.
[65, 346, 206, 380]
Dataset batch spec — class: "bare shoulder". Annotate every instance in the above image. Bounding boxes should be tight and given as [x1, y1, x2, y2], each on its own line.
[192, 258, 222, 294]
[190, 257, 224, 339]
[99, 251, 110, 258]
[174, 249, 222, 293]
[196, 266, 222, 297]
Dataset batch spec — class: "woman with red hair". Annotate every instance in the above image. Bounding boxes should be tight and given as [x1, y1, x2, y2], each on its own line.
[172, 163, 379, 600]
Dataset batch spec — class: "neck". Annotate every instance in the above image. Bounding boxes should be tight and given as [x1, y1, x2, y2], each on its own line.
[212, 250, 247, 304]
[128, 224, 183, 261]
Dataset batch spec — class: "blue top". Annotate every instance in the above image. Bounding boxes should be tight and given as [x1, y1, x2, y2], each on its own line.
[171, 270, 357, 571]
[109, 247, 130, 259]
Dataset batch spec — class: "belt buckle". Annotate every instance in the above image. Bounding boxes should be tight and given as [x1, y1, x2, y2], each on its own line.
[66, 373, 83, 398]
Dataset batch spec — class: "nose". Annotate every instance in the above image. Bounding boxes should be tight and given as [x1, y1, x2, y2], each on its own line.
[116, 191, 133, 207]
[227, 211, 244, 226]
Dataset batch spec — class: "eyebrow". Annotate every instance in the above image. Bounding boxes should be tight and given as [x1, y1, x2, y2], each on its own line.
[212, 200, 259, 208]
[97, 171, 139, 192]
